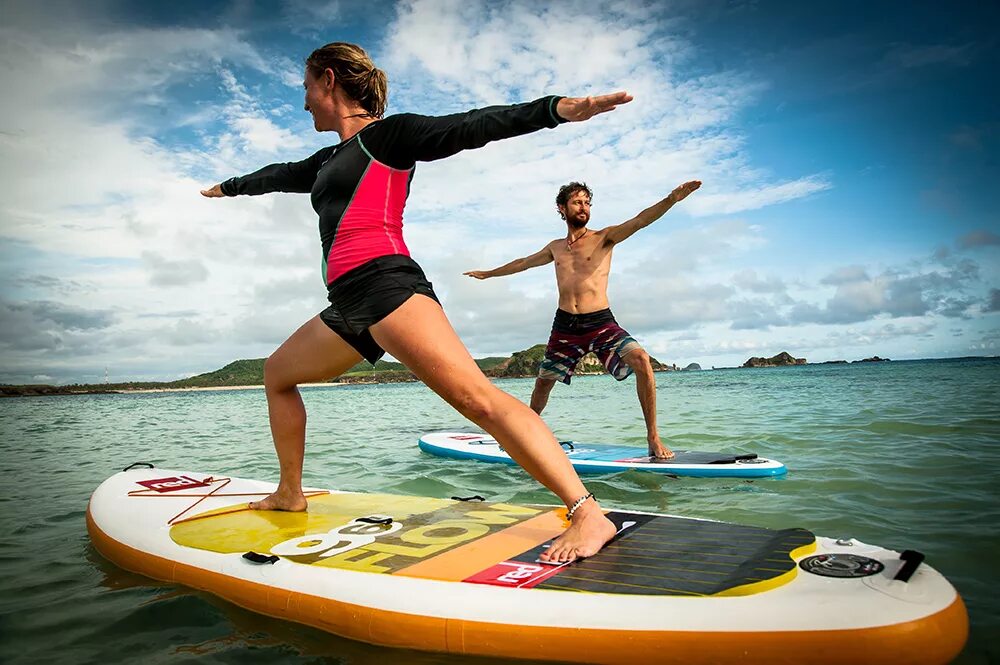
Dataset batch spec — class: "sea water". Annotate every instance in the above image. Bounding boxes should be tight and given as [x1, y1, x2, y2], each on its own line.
[1, 358, 997, 664]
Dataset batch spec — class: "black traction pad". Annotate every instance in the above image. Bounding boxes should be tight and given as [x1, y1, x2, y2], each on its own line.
[656, 451, 760, 465]
[520, 513, 815, 596]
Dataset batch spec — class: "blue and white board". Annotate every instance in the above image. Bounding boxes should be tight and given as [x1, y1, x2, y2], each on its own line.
[418, 432, 787, 478]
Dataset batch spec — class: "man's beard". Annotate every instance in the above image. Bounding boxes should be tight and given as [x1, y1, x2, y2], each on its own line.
[567, 214, 589, 229]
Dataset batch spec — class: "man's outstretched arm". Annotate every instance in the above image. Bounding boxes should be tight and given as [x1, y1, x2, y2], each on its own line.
[604, 180, 701, 245]
[465, 244, 555, 280]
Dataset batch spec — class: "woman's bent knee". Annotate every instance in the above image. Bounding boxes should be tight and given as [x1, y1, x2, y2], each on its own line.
[263, 354, 295, 393]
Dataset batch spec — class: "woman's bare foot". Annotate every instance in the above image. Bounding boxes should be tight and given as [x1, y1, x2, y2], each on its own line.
[248, 486, 308, 511]
[648, 435, 674, 460]
[539, 500, 617, 563]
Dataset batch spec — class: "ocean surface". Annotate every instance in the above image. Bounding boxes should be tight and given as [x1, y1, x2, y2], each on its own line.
[1, 357, 997, 664]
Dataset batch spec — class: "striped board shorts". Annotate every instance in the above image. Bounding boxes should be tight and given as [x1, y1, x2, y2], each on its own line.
[538, 308, 641, 385]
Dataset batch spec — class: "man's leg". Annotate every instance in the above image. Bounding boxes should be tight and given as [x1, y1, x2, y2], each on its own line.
[622, 347, 674, 459]
[530, 377, 558, 414]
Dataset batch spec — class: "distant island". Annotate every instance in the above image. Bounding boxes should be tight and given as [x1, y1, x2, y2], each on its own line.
[0, 346, 678, 397]
[742, 351, 807, 368]
[739, 352, 892, 368]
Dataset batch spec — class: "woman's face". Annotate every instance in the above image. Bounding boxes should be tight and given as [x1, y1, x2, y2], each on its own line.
[303, 67, 334, 131]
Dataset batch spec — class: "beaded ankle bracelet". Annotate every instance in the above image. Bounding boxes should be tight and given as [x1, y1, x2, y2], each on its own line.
[566, 492, 594, 521]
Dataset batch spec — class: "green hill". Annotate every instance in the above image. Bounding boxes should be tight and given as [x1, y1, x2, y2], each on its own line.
[172, 359, 265, 387]
[487, 344, 547, 377]
[173, 358, 414, 385]
[475, 356, 508, 371]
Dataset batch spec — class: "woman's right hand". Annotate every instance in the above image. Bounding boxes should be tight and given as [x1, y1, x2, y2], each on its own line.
[200, 184, 225, 198]
[556, 92, 633, 122]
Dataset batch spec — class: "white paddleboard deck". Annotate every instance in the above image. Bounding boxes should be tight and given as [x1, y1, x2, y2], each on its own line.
[87, 466, 967, 664]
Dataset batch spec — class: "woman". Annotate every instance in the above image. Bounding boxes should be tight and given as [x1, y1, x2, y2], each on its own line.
[201, 42, 631, 563]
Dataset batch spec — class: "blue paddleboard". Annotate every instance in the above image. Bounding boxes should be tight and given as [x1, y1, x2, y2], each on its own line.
[419, 432, 786, 478]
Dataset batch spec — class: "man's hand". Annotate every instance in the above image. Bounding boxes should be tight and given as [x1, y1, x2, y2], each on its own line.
[556, 92, 633, 122]
[668, 180, 701, 203]
[200, 184, 225, 198]
[464, 270, 491, 280]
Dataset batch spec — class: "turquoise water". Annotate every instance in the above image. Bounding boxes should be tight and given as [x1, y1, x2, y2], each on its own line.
[1, 358, 997, 664]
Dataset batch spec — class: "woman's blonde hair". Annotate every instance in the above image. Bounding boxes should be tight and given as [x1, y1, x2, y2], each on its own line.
[306, 42, 388, 119]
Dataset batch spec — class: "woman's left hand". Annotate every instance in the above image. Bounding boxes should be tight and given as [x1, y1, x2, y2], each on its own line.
[556, 92, 633, 122]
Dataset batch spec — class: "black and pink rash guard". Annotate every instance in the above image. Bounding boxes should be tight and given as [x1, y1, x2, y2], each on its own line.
[221, 96, 566, 286]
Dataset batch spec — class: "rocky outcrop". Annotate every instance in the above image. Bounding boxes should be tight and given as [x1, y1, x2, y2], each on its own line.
[683, 363, 702, 371]
[487, 345, 675, 378]
[742, 351, 806, 368]
[854, 356, 891, 363]
[487, 344, 547, 378]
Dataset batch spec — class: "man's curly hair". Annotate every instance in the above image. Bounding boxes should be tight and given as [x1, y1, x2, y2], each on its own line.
[555, 182, 593, 219]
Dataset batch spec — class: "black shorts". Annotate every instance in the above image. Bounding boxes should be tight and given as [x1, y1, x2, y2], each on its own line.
[319, 254, 439, 364]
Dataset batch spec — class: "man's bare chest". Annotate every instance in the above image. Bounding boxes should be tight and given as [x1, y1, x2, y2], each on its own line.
[553, 240, 613, 276]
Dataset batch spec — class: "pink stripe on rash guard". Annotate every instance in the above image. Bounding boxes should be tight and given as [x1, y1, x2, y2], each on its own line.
[326, 162, 411, 283]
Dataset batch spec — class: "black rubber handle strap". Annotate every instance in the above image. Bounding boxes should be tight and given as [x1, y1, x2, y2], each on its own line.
[894, 549, 925, 582]
[559, 441, 575, 451]
[451, 495, 485, 502]
[357, 516, 393, 525]
[243, 552, 279, 565]
[123, 462, 155, 471]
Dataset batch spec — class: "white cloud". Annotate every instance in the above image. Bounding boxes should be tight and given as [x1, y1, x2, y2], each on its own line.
[378, 0, 829, 228]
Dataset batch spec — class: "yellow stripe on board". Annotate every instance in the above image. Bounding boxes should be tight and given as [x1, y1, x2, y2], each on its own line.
[712, 540, 817, 596]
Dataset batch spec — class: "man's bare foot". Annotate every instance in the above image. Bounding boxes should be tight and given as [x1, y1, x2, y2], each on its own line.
[539, 500, 617, 563]
[248, 487, 308, 512]
[648, 436, 675, 460]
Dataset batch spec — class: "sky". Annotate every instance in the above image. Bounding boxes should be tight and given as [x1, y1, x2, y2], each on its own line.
[0, 0, 997, 384]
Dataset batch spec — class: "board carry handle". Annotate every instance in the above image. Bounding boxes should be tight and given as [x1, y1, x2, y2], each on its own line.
[893, 549, 925, 582]
[123, 462, 155, 471]
[357, 516, 393, 525]
[559, 441, 575, 451]
[242, 552, 279, 565]
[451, 495, 485, 502]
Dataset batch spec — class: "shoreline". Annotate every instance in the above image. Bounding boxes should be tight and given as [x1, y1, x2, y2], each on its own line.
[3, 356, 995, 398]
[120, 382, 346, 394]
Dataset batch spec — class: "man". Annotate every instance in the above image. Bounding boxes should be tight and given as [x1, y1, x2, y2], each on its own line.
[465, 180, 701, 460]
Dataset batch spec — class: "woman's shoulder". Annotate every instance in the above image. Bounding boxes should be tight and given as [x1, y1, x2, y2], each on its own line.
[361, 112, 424, 134]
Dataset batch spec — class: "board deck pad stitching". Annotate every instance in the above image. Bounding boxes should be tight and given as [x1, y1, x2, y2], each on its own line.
[169, 492, 815, 597]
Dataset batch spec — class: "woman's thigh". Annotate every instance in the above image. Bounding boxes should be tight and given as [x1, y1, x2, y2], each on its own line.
[368, 295, 495, 400]
[266, 316, 364, 390]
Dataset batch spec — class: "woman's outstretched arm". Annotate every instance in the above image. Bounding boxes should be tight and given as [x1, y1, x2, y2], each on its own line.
[361, 92, 632, 170]
[200, 145, 336, 198]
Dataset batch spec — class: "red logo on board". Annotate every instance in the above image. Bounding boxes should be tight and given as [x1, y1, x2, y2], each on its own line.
[464, 560, 566, 588]
[135, 475, 210, 493]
